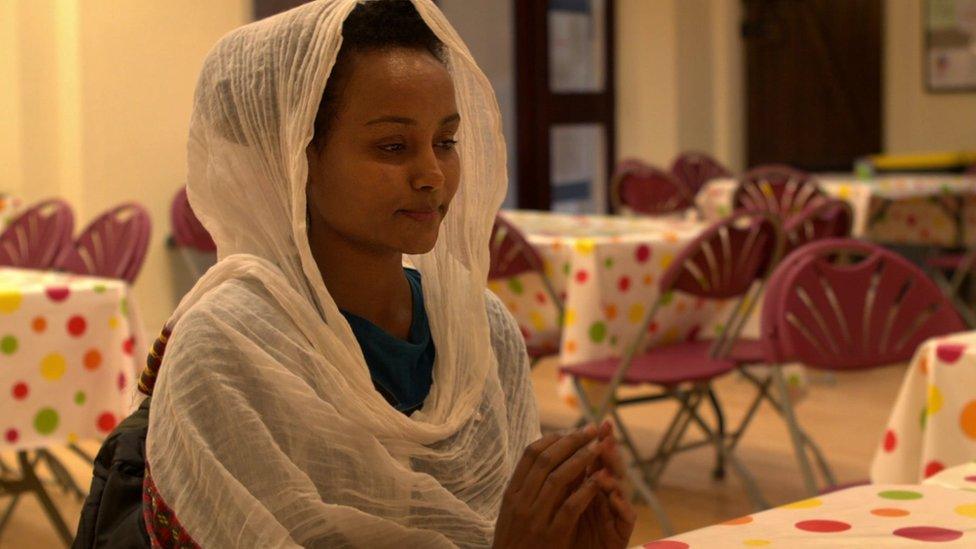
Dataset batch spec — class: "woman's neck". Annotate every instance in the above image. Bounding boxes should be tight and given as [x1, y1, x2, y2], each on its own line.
[309, 220, 413, 340]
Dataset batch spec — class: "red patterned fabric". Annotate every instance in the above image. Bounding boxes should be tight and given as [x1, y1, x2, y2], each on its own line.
[143, 464, 201, 548]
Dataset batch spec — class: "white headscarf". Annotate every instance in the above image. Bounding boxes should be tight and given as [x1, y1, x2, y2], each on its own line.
[145, 0, 537, 546]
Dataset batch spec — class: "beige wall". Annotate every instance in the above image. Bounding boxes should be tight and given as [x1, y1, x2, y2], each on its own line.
[3, 0, 250, 333]
[885, 0, 976, 153]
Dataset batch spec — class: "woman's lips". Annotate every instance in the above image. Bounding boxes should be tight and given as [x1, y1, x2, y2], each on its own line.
[399, 209, 439, 222]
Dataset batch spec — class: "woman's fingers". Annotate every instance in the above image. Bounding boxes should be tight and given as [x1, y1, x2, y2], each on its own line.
[517, 424, 599, 502]
[550, 475, 600, 532]
[532, 438, 602, 519]
[599, 435, 627, 481]
[610, 488, 638, 529]
[507, 433, 561, 493]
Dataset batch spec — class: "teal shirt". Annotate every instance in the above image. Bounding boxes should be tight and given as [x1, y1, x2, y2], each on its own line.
[340, 268, 435, 415]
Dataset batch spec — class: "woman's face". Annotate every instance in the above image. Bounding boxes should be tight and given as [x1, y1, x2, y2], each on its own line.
[306, 48, 460, 256]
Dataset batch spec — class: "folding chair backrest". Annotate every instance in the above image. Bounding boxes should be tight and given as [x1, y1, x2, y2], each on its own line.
[171, 187, 216, 253]
[660, 210, 784, 299]
[783, 198, 854, 255]
[761, 238, 966, 370]
[610, 161, 694, 215]
[670, 151, 732, 196]
[488, 214, 563, 317]
[733, 164, 826, 220]
[0, 199, 74, 269]
[57, 203, 152, 283]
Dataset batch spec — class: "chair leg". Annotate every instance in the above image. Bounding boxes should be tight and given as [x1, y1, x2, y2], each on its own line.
[705, 387, 726, 480]
[771, 366, 820, 496]
[37, 450, 86, 501]
[624, 462, 674, 536]
[17, 451, 73, 546]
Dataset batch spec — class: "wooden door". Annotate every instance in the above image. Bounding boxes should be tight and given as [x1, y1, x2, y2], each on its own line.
[742, 0, 883, 171]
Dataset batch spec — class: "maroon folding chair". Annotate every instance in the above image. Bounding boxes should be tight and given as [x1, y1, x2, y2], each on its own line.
[0, 199, 74, 269]
[670, 151, 732, 196]
[610, 160, 696, 216]
[489, 215, 563, 367]
[760, 239, 966, 496]
[733, 164, 827, 221]
[561, 210, 784, 515]
[56, 203, 152, 283]
[170, 187, 217, 278]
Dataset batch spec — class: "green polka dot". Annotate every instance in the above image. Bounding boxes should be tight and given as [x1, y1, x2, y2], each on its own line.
[562, 262, 571, 276]
[609, 335, 617, 346]
[34, 408, 59, 435]
[660, 291, 675, 306]
[506, 278, 524, 295]
[120, 298, 129, 316]
[588, 322, 607, 343]
[74, 391, 86, 405]
[920, 407, 928, 430]
[878, 490, 923, 500]
[93, 284, 107, 294]
[604, 258, 615, 269]
[713, 323, 725, 335]
[717, 205, 730, 217]
[1, 335, 18, 355]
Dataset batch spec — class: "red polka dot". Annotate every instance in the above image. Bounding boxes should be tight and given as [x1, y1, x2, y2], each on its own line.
[643, 542, 688, 549]
[936, 343, 966, 364]
[924, 460, 945, 478]
[31, 317, 47, 333]
[795, 520, 851, 533]
[575, 270, 589, 284]
[45, 287, 70, 302]
[906, 214, 917, 226]
[67, 316, 87, 337]
[4, 429, 19, 443]
[84, 349, 102, 371]
[534, 292, 547, 305]
[118, 372, 127, 392]
[618, 276, 631, 292]
[893, 526, 963, 542]
[648, 321, 659, 333]
[12, 382, 29, 400]
[122, 337, 135, 356]
[965, 475, 976, 483]
[635, 244, 652, 263]
[883, 429, 897, 452]
[96, 412, 117, 433]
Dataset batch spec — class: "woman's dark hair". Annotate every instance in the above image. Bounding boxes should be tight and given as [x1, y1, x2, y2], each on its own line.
[311, 0, 447, 148]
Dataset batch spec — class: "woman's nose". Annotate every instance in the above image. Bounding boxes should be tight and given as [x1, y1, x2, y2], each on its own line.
[411, 147, 446, 191]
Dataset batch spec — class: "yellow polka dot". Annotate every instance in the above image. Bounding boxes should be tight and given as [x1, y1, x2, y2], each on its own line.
[487, 281, 503, 294]
[955, 503, 976, 518]
[928, 384, 944, 415]
[628, 303, 645, 324]
[659, 253, 674, 270]
[67, 433, 79, 444]
[743, 541, 771, 547]
[836, 185, 852, 199]
[108, 316, 120, 330]
[0, 289, 22, 314]
[40, 354, 67, 381]
[529, 311, 547, 332]
[563, 308, 577, 327]
[543, 260, 553, 278]
[574, 238, 596, 254]
[781, 497, 823, 509]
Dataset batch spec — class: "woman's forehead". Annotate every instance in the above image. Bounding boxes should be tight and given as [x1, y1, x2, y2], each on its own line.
[338, 49, 457, 122]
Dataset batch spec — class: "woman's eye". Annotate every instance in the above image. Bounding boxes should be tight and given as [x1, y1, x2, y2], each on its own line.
[379, 143, 406, 153]
[438, 139, 458, 150]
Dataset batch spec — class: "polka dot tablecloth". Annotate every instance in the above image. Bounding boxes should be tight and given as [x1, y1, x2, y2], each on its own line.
[643, 484, 976, 548]
[492, 210, 737, 406]
[924, 461, 976, 492]
[698, 175, 976, 247]
[0, 194, 24, 227]
[871, 331, 976, 484]
[0, 268, 143, 451]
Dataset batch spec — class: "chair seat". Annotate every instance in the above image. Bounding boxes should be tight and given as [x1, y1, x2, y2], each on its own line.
[560, 341, 736, 386]
[526, 340, 560, 359]
[707, 338, 766, 364]
[926, 253, 972, 271]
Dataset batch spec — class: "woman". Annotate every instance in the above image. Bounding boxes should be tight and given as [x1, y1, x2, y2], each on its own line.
[76, 1, 635, 547]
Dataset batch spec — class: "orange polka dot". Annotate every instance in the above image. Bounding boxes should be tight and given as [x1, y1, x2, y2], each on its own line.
[566, 340, 578, 353]
[605, 304, 618, 320]
[506, 302, 519, 313]
[83, 349, 102, 371]
[960, 400, 976, 440]
[643, 274, 654, 286]
[32, 317, 47, 333]
[872, 508, 910, 517]
[919, 356, 929, 375]
[722, 515, 754, 525]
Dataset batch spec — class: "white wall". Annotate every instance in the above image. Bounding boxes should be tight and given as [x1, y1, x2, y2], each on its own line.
[3, 0, 250, 333]
[885, 0, 976, 153]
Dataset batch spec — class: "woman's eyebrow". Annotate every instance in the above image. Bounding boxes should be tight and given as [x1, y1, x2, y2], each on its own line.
[364, 113, 461, 126]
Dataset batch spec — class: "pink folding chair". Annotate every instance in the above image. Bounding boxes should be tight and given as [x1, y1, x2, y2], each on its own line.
[610, 160, 696, 216]
[170, 187, 217, 278]
[561, 210, 784, 516]
[760, 239, 966, 496]
[733, 164, 827, 221]
[56, 203, 152, 283]
[670, 151, 732, 196]
[489, 215, 563, 367]
[0, 199, 74, 269]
